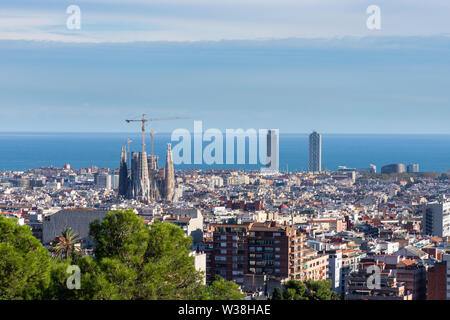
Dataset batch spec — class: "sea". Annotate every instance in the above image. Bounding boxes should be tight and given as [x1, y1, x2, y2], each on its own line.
[0, 132, 449, 173]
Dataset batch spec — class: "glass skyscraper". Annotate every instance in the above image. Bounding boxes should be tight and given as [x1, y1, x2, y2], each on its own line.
[309, 131, 322, 172]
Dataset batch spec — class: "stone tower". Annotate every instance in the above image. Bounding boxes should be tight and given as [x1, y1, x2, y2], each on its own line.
[164, 143, 175, 201]
[118, 146, 128, 197]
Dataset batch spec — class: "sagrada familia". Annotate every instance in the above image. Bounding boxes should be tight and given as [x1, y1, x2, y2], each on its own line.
[118, 143, 175, 202]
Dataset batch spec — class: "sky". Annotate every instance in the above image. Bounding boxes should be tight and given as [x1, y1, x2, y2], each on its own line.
[0, 1, 449, 133]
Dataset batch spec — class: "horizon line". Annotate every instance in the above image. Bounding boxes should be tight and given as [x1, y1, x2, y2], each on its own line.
[1, 131, 450, 135]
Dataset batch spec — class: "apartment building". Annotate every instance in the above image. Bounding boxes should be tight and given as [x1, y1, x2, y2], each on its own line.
[208, 222, 328, 285]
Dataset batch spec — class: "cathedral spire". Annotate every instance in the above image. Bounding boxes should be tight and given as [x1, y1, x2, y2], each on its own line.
[164, 143, 175, 201]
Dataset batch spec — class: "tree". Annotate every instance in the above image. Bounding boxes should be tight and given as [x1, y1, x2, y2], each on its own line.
[305, 280, 339, 300]
[202, 277, 245, 300]
[136, 220, 204, 299]
[85, 209, 223, 300]
[271, 279, 339, 300]
[0, 216, 52, 299]
[89, 209, 149, 264]
[51, 228, 82, 259]
[271, 287, 283, 300]
[1, 209, 245, 300]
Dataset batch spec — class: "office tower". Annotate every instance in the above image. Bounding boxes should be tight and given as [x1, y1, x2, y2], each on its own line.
[407, 164, 419, 173]
[163, 143, 175, 201]
[266, 129, 279, 172]
[381, 163, 406, 174]
[118, 146, 128, 197]
[422, 197, 450, 237]
[309, 131, 322, 172]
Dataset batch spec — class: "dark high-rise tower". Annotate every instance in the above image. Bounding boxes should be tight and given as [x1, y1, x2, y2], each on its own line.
[309, 131, 322, 172]
[118, 146, 128, 197]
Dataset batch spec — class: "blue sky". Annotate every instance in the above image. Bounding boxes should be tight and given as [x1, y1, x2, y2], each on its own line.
[0, 1, 449, 133]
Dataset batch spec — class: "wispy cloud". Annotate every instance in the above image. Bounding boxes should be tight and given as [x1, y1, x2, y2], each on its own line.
[0, 0, 449, 42]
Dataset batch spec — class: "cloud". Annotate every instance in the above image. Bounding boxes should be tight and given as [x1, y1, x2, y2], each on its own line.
[0, 1, 449, 42]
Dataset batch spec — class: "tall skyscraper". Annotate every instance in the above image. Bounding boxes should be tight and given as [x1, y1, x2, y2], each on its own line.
[266, 129, 279, 172]
[164, 143, 175, 201]
[309, 131, 322, 172]
[118, 146, 128, 197]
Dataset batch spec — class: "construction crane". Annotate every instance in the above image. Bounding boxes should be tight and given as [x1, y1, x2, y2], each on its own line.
[125, 113, 187, 152]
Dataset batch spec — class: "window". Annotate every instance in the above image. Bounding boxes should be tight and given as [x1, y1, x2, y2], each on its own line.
[215, 256, 226, 261]
[220, 235, 227, 240]
[220, 249, 227, 254]
[220, 242, 227, 247]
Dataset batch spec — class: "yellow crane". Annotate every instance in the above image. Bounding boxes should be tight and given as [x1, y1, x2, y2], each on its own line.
[125, 113, 187, 152]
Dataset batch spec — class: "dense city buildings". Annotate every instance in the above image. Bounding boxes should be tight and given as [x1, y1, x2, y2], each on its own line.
[308, 131, 322, 172]
[1, 143, 449, 300]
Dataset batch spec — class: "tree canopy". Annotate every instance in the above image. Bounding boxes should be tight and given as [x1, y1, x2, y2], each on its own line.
[0, 215, 52, 299]
[271, 279, 339, 300]
[0, 209, 244, 300]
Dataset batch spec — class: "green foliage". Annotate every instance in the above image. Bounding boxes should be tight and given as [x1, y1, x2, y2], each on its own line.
[1, 209, 244, 300]
[271, 279, 339, 300]
[202, 277, 245, 300]
[89, 209, 150, 264]
[0, 216, 51, 299]
[271, 287, 283, 300]
[51, 228, 82, 259]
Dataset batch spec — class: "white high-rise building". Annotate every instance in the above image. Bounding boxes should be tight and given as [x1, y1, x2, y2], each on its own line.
[422, 197, 450, 237]
[309, 131, 322, 172]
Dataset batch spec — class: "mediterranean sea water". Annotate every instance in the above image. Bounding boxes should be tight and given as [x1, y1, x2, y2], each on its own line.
[0, 133, 449, 173]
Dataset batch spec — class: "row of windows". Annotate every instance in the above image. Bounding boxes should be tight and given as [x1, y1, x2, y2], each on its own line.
[249, 247, 280, 252]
